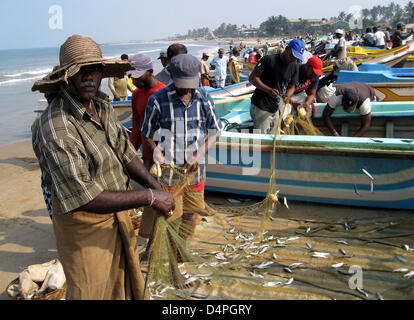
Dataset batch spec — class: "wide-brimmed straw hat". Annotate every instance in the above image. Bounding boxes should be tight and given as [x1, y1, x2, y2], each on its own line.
[32, 34, 134, 93]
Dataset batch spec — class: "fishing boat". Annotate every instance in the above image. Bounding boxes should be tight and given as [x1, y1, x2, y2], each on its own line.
[335, 64, 414, 101]
[204, 98, 414, 210]
[204, 80, 255, 99]
[322, 40, 414, 73]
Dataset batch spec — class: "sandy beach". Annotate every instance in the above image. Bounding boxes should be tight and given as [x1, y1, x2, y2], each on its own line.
[1, 140, 413, 300]
[0, 141, 57, 300]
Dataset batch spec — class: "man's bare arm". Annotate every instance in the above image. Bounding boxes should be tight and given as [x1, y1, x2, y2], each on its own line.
[352, 113, 371, 137]
[322, 105, 340, 136]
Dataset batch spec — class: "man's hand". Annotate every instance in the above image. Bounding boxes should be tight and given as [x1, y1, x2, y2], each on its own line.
[153, 148, 165, 165]
[151, 189, 175, 216]
[183, 159, 200, 173]
[267, 88, 279, 99]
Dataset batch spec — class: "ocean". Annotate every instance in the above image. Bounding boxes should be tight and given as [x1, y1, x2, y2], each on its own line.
[0, 40, 221, 147]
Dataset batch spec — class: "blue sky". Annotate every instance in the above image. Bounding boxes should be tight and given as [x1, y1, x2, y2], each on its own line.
[0, 0, 410, 50]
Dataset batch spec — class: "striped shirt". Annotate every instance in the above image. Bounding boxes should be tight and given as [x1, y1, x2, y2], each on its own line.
[32, 87, 138, 214]
[141, 84, 222, 186]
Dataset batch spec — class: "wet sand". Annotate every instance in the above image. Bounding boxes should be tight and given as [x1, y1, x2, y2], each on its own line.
[0, 141, 413, 300]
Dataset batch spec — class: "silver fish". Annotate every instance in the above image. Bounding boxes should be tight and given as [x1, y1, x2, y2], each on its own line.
[287, 237, 299, 242]
[356, 287, 369, 298]
[370, 180, 374, 193]
[306, 226, 311, 233]
[339, 249, 347, 255]
[403, 271, 414, 279]
[263, 281, 282, 287]
[390, 221, 398, 226]
[306, 242, 313, 250]
[336, 240, 349, 245]
[396, 255, 408, 263]
[253, 261, 274, 269]
[289, 263, 303, 269]
[331, 262, 345, 269]
[284, 197, 289, 209]
[272, 253, 277, 260]
[232, 254, 241, 260]
[285, 277, 294, 285]
[184, 277, 199, 286]
[190, 293, 208, 299]
[392, 268, 408, 273]
[376, 292, 384, 300]
[312, 253, 329, 259]
[314, 251, 330, 256]
[229, 227, 236, 234]
[260, 246, 270, 254]
[362, 168, 374, 180]
[283, 267, 293, 274]
[402, 244, 410, 251]
[250, 272, 264, 279]
[371, 138, 384, 143]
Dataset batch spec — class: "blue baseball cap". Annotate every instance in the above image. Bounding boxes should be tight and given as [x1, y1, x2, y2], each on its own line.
[288, 39, 306, 61]
[397, 21, 405, 29]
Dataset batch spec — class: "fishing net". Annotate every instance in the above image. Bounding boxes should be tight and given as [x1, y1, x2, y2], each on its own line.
[141, 101, 414, 301]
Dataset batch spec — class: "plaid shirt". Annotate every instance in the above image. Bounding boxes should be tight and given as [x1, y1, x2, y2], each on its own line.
[142, 84, 222, 186]
[32, 87, 137, 214]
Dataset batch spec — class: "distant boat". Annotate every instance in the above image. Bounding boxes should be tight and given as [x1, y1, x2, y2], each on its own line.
[322, 40, 414, 73]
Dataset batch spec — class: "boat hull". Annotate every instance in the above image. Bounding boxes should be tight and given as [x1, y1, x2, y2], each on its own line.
[205, 133, 414, 210]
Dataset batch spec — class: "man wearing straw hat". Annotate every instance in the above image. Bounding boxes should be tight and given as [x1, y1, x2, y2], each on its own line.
[31, 34, 175, 300]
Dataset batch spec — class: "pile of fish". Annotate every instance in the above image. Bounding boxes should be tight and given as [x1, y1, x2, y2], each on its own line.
[7, 259, 66, 300]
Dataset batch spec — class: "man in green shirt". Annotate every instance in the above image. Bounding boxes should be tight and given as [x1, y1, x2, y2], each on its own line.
[31, 35, 174, 300]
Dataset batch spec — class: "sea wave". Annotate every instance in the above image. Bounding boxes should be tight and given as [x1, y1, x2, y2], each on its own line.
[0, 74, 48, 86]
[103, 49, 162, 60]
[3, 68, 52, 78]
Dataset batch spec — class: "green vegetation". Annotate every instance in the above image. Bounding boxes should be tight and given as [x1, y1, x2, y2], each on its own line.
[171, 1, 414, 39]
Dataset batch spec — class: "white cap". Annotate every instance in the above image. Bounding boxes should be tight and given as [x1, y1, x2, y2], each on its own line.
[335, 29, 344, 35]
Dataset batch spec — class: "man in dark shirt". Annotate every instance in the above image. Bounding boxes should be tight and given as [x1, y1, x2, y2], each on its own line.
[322, 82, 375, 137]
[249, 39, 305, 134]
[391, 22, 413, 48]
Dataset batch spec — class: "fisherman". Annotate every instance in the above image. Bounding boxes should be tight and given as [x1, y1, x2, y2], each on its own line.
[139, 53, 222, 270]
[31, 35, 175, 300]
[248, 39, 305, 134]
[249, 49, 263, 64]
[229, 47, 242, 84]
[158, 51, 168, 68]
[373, 26, 386, 49]
[384, 27, 392, 49]
[391, 22, 414, 48]
[322, 81, 375, 137]
[291, 56, 323, 118]
[108, 54, 134, 101]
[210, 48, 229, 88]
[155, 43, 188, 85]
[200, 52, 211, 87]
[363, 28, 375, 47]
[330, 29, 347, 60]
[128, 53, 166, 170]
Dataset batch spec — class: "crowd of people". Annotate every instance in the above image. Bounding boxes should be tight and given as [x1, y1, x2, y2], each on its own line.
[29, 18, 411, 299]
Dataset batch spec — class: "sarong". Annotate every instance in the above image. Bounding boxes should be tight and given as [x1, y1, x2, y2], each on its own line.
[51, 196, 146, 300]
